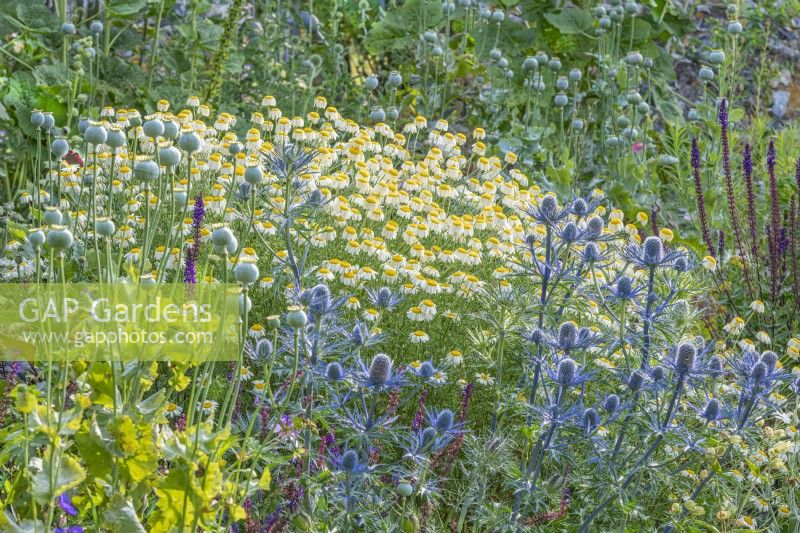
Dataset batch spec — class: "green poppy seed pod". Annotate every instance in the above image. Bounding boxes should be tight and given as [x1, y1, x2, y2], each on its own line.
[423, 30, 437, 43]
[557, 358, 577, 386]
[708, 49, 726, 64]
[158, 146, 182, 167]
[84, 125, 107, 145]
[626, 90, 642, 105]
[606, 136, 620, 147]
[46, 225, 74, 250]
[239, 293, 252, 315]
[622, 126, 638, 139]
[244, 165, 263, 185]
[727, 21, 742, 34]
[556, 77, 569, 91]
[554, 93, 568, 107]
[624, 1, 638, 14]
[163, 121, 179, 139]
[699, 66, 715, 81]
[687, 109, 701, 121]
[225, 237, 238, 255]
[491, 10, 504, 22]
[442, 1, 455, 14]
[211, 226, 235, 248]
[43, 207, 63, 226]
[61, 22, 76, 35]
[51, 138, 69, 158]
[369, 353, 393, 385]
[106, 128, 126, 148]
[643, 236, 663, 264]
[548, 58, 562, 71]
[42, 113, 55, 131]
[675, 342, 697, 374]
[386, 107, 399, 120]
[365, 75, 379, 90]
[386, 71, 403, 88]
[266, 315, 281, 330]
[174, 190, 188, 205]
[496, 57, 508, 68]
[594, 5, 607, 17]
[759, 351, 778, 371]
[751, 362, 767, 383]
[435, 409, 454, 433]
[625, 51, 643, 65]
[31, 111, 45, 129]
[78, 119, 90, 135]
[569, 68, 582, 82]
[95, 217, 116, 237]
[637, 102, 650, 114]
[143, 119, 165, 139]
[140, 274, 157, 286]
[558, 321, 578, 349]
[523, 56, 538, 71]
[643, 57, 653, 69]
[178, 132, 202, 152]
[702, 399, 720, 420]
[726, 3, 737, 14]
[286, 306, 308, 329]
[628, 369, 645, 391]
[89, 20, 104, 34]
[28, 229, 46, 248]
[396, 482, 414, 497]
[421, 427, 437, 448]
[489, 48, 503, 61]
[234, 261, 260, 284]
[228, 142, 242, 155]
[326, 362, 344, 381]
[369, 107, 386, 123]
[133, 160, 160, 182]
[599, 16, 612, 29]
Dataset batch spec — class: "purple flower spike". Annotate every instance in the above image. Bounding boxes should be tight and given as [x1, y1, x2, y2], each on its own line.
[184, 194, 205, 284]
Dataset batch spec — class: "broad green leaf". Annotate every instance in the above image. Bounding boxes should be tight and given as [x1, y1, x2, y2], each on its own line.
[107, 0, 147, 16]
[32, 451, 86, 503]
[543, 9, 593, 35]
[366, 0, 445, 54]
[103, 494, 146, 533]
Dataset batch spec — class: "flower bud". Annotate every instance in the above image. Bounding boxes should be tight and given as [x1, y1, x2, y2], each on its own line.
[341, 450, 358, 472]
[628, 370, 645, 391]
[675, 342, 697, 374]
[643, 236, 663, 264]
[603, 394, 620, 413]
[369, 353, 393, 386]
[558, 322, 578, 349]
[326, 362, 344, 381]
[557, 358, 577, 386]
[435, 409, 454, 433]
